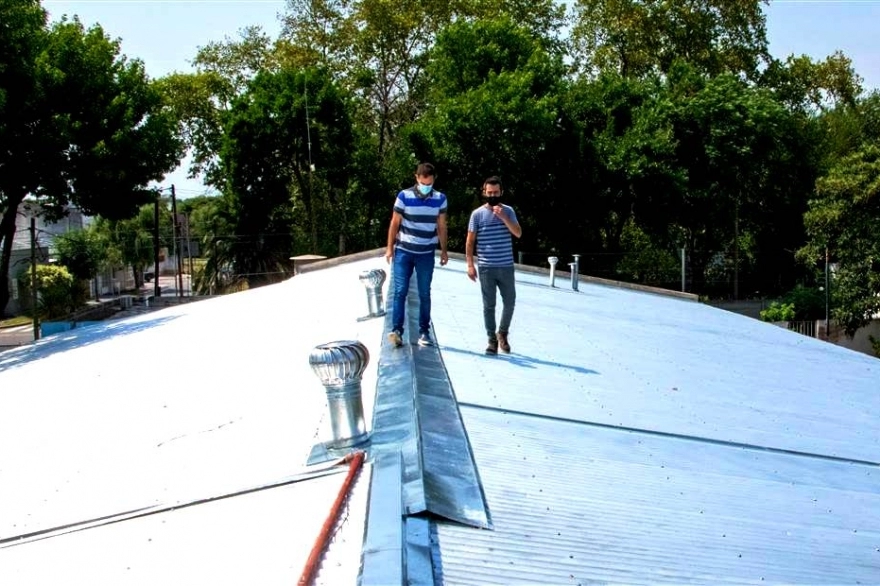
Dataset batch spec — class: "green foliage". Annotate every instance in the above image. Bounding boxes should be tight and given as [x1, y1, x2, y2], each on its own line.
[781, 284, 826, 321]
[54, 229, 108, 281]
[218, 66, 354, 286]
[760, 302, 795, 323]
[414, 17, 567, 252]
[869, 335, 880, 359]
[0, 9, 183, 315]
[570, 0, 770, 79]
[17, 263, 79, 319]
[801, 144, 880, 335]
[615, 219, 679, 286]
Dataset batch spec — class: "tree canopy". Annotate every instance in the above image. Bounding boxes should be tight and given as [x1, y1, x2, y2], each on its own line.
[0, 1, 182, 314]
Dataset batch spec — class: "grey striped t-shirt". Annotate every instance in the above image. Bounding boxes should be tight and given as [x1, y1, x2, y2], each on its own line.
[468, 204, 518, 267]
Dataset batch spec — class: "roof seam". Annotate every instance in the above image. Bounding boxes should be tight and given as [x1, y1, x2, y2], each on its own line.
[458, 402, 880, 468]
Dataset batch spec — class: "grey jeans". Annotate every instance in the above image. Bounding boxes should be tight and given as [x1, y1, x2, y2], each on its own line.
[478, 266, 516, 337]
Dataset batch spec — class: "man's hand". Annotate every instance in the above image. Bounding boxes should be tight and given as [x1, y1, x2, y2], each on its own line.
[440, 251, 449, 266]
[467, 265, 477, 282]
[385, 247, 394, 264]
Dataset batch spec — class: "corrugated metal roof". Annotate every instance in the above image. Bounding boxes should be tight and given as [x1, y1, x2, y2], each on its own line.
[425, 259, 880, 584]
[2, 251, 878, 584]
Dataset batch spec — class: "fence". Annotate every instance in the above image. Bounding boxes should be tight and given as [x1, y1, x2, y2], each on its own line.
[786, 320, 817, 338]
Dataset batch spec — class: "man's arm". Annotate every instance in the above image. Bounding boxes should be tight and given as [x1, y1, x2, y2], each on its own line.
[465, 229, 477, 282]
[385, 211, 402, 263]
[492, 206, 522, 238]
[437, 212, 448, 266]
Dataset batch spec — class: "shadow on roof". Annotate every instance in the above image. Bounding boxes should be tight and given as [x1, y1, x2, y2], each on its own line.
[0, 315, 181, 373]
[439, 344, 601, 376]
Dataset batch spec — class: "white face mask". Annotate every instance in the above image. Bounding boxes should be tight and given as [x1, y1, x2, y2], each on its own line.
[417, 183, 433, 195]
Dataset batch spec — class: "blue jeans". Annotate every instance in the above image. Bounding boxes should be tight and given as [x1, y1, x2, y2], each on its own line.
[391, 250, 435, 335]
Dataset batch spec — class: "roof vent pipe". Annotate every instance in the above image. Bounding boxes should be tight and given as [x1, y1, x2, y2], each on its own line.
[357, 269, 386, 321]
[571, 254, 581, 291]
[308, 340, 370, 448]
[548, 256, 558, 287]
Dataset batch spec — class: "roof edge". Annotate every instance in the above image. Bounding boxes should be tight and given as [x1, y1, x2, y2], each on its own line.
[445, 252, 699, 302]
[295, 248, 697, 303]
[295, 248, 385, 274]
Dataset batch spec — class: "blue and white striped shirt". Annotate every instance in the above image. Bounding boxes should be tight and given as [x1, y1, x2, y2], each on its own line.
[393, 186, 448, 255]
[468, 204, 518, 267]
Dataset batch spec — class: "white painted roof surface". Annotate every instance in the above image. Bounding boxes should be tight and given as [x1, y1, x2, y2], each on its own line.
[0, 257, 387, 585]
[427, 260, 880, 584]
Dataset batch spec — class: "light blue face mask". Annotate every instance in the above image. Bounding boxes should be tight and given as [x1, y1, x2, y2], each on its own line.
[417, 183, 433, 195]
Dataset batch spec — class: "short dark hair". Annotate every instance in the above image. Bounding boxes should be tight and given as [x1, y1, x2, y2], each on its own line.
[483, 176, 503, 191]
[416, 162, 435, 177]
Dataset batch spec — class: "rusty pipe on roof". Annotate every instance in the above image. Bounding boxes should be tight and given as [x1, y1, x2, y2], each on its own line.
[548, 256, 558, 287]
[309, 340, 370, 448]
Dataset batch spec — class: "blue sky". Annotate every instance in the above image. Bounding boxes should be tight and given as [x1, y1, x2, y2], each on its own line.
[42, 0, 880, 197]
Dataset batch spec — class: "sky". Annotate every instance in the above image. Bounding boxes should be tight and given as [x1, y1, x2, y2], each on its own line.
[41, 0, 880, 198]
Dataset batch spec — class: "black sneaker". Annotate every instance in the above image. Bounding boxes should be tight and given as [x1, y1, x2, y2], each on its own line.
[485, 336, 498, 355]
[417, 332, 433, 347]
[388, 330, 403, 348]
[497, 332, 510, 353]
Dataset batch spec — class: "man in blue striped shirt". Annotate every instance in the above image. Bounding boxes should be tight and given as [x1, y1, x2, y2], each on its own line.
[385, 163, 449, 348]
[466, 176, 522, 355]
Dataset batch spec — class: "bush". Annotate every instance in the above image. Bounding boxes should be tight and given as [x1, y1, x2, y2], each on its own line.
[760, 301, 796, 322]
[759, 284, 826, 322]
[782, 284, 826, 321]
[17, 264, 79, 319]
[870, 335, 880, 359]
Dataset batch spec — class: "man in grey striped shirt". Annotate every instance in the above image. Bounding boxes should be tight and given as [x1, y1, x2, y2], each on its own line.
[385, 163, 449, 348]
[466, 176, 522, 355]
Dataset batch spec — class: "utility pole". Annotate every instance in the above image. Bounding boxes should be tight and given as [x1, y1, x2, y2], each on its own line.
[825, 246, 830, 339]
[733, 197, 740, 300]
[680, 247, 686, 293]
[153, 196, 160, 298]
[170, 184, 183, 298]
[186, 213, 194, 296]
[29, 218, 39, 341]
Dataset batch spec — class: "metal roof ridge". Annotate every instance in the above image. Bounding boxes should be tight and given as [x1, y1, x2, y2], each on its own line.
[360, 279, 492, 585]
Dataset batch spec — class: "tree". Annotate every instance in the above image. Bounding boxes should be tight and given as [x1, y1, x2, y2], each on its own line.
[760, 51, 863, 113]
[562, 71, 682, 277]
[277, 1, 568, 247]
[414, 17, 568, 253]
[643, 65, 803, 297]
[54, 229, 109, 301]
[91, 204, 161, 290]
[800, 144, 880, 336]
[219, 67, 354, 287]
[158, 26, 278, 188]
[0, 13, 183, 314]
[569, 0, 770, 79]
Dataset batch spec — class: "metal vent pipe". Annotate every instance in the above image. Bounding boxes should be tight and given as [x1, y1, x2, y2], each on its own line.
[358, 269, 386, 318]
[571, 254, 581, 291]
[548, 256, 558, 287]
[308, 340, 370, 448]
